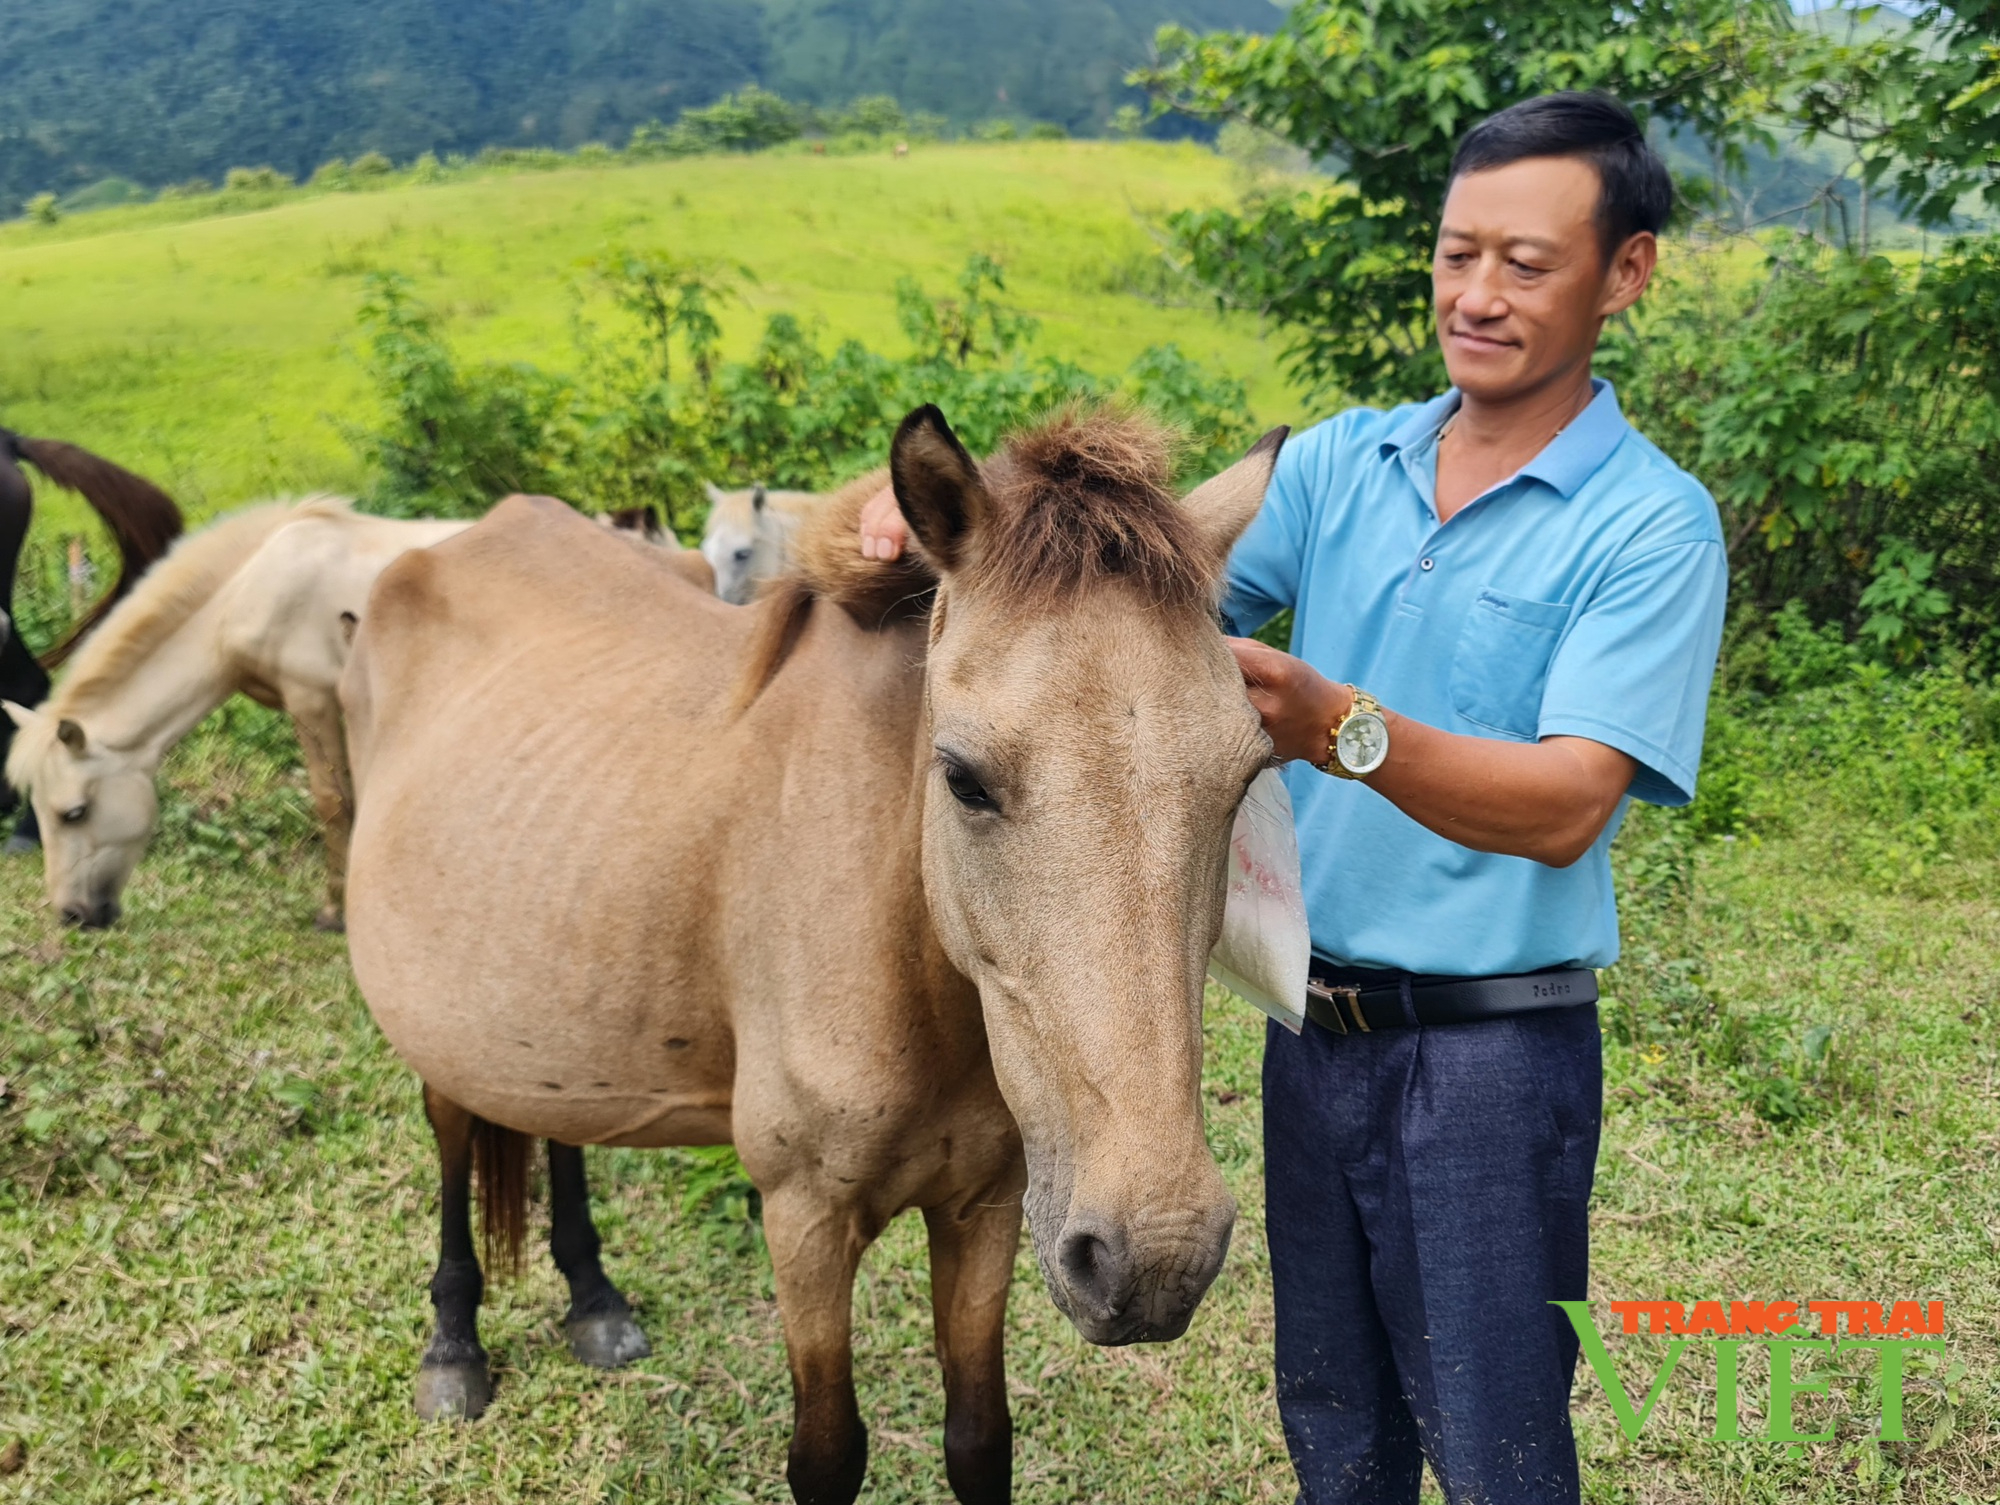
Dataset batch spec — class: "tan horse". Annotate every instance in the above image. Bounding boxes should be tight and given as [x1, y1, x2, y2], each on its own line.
[340, 405, 1285, 1503]
[4, 498, 469, 929]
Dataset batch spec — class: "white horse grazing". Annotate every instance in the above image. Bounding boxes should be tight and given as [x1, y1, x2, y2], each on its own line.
[4, 497, 468, 930]
[699, 482, 820, 604]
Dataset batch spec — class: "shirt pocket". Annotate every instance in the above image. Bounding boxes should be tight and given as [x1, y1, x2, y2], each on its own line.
[1448, 588, 1571, 739]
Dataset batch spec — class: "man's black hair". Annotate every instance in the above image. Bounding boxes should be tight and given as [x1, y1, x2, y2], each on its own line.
[1448, 92, 1674, 260]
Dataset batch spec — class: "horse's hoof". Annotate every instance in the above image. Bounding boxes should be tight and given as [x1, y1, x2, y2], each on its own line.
[567, 1310, 650, 1369]
[414, 1361, 492, 1421]
[313, 910, 345, 934]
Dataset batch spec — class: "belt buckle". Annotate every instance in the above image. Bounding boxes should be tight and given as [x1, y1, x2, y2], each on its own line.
[1307, 980, 1370, 1034]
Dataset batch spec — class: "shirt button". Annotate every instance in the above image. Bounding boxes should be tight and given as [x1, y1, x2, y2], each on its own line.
[1420, 557, 1435, 571]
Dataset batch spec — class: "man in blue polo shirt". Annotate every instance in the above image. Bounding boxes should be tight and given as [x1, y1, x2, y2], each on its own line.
[1219, 94, 1725, 1504]
[853, 89, 1723, 1505]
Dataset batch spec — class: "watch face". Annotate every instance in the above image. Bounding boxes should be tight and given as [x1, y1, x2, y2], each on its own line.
[1337, 711, 1389, 775]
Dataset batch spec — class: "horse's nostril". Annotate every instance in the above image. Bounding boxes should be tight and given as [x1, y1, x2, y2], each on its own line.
[1057, 1223, 1133, 1320]
[59, 905, 86, 927]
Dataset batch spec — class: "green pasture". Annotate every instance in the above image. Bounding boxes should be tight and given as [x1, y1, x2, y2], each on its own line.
[0, 142, 1288, 531]
[3, 673, 2000, 1501]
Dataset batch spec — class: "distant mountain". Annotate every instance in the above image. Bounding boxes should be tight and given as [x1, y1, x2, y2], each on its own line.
[0, 0, 1279, 211]
[760, 0, 1278, 134]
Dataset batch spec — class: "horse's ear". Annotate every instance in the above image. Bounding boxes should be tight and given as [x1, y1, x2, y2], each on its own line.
[1178, 426, 1289, 564]
[751, 485, 767, 514]
[703, 482, 727, 506]
[57, 718, 86, 753]
[891, 405, 988, 572]
[2, 700, 39, 732]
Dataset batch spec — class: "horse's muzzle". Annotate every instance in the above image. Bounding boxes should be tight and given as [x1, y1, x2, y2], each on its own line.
[60, 896, 120, 929]
[1051, 1198, 1236, 1346]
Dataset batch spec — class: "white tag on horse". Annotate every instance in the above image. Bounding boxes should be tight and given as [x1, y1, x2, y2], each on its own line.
[1208, 768, 1310, 1034]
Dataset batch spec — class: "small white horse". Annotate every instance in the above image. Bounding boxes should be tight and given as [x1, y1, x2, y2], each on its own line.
[699, 483, 819, 604]
[4, 497, 468, 930]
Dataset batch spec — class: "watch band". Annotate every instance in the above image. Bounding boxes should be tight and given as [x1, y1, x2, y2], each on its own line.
[1322, 686, 1385, 780]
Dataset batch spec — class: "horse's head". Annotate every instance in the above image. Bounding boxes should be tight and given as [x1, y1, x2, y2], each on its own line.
[891, 405, 1284, 1346]
[700, 483, 772, 605]
[3, 703, 156, 927]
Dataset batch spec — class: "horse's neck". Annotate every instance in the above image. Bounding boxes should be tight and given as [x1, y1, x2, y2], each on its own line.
[772, 602, 962, 990]
[71, 599, 240, 765]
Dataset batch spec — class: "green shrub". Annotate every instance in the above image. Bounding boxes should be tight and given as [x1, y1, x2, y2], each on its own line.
[157, 178, 213, 199]
[350, 151, 394, 178]
[309, 158, 350, 187]
[347, 272, 569, 517]
[22, 193, 57, 225]
[346, 251, 1258, 536]
[223, 165, 292, 193]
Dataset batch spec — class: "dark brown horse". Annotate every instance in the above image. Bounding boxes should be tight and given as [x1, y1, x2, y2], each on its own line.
[0, 430, 183, 851]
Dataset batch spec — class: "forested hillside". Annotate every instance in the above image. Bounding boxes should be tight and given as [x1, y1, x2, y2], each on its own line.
[0, 0, 1276, 209]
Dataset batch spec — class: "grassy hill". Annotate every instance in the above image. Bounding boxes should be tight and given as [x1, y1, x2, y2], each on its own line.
[0, 141, 1293, 534]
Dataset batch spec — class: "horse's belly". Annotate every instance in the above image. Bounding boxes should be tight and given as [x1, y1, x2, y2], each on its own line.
[348, 805, 736, 1148]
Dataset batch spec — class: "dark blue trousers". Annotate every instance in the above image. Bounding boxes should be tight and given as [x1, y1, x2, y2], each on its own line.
[1263, 1004, 1602, 1505]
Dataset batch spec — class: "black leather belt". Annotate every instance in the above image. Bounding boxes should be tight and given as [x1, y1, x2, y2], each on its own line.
[1304, 962, 1598, 1035]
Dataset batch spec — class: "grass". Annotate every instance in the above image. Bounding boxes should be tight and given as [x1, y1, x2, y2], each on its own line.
[0, 141, 1289, 534]
[1, 704, 1997, 1503]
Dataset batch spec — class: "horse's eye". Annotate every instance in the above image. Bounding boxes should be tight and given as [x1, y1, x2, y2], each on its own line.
[734, 547, 753, 564]
[943, 762, 997, 813]
[60, 804, 87, 825]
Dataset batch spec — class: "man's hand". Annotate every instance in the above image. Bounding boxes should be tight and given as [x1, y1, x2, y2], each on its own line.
[1228, 637, 1351, 767]
[860, 484, 909, 561]
[1225, 635, 1636, 867]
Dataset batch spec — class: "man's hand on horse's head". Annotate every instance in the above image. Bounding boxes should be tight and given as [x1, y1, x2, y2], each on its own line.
[860, 484, 909, 561]
[1228, 638, 1352, 769]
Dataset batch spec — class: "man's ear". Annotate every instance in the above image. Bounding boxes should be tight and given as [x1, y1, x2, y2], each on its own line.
[3, 700, 40, 732]
[891, 405, 989, 572]
[57, 718, 86, 754]
[1178, 427, 1288, 563]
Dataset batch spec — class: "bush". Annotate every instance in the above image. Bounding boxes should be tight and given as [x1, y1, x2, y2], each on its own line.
[157, 178, 213, 200]
[22, 193, 57, 225]
[346, 252, 1259, 535]
[350, 151, 393, 178]
[223, 165, 292, 193]
[310, 158, 350, 187]
[347, 272, 569, 517]
[1613, 233, 2000, 665]
[629, 86, 803, 158]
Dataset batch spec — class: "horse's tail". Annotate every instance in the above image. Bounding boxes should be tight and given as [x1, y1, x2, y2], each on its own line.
[471, 1116, 533, 1275]
[9, 435, 184, 669]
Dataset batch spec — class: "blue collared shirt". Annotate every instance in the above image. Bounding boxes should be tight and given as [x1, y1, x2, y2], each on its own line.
[1222, 380, 1727, 975]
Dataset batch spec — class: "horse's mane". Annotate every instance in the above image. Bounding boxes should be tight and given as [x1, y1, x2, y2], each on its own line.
[732, 406, 1203, 713]
[27, 495, 354, 728]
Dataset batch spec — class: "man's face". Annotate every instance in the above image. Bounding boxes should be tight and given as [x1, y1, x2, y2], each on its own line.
[1432, 156, 1653, 404]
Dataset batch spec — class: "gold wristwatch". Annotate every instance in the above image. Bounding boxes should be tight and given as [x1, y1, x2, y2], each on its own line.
[1322, 686, 1390, 780]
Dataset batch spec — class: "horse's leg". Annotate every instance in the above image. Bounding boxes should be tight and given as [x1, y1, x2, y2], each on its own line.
[289, 694, 351, 933]
[765, 1186, 872, 1505]
[547, 1140, 649, 1368]
[414, 1084, 493, 1421]
[924, 1186, 1023, 1505]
